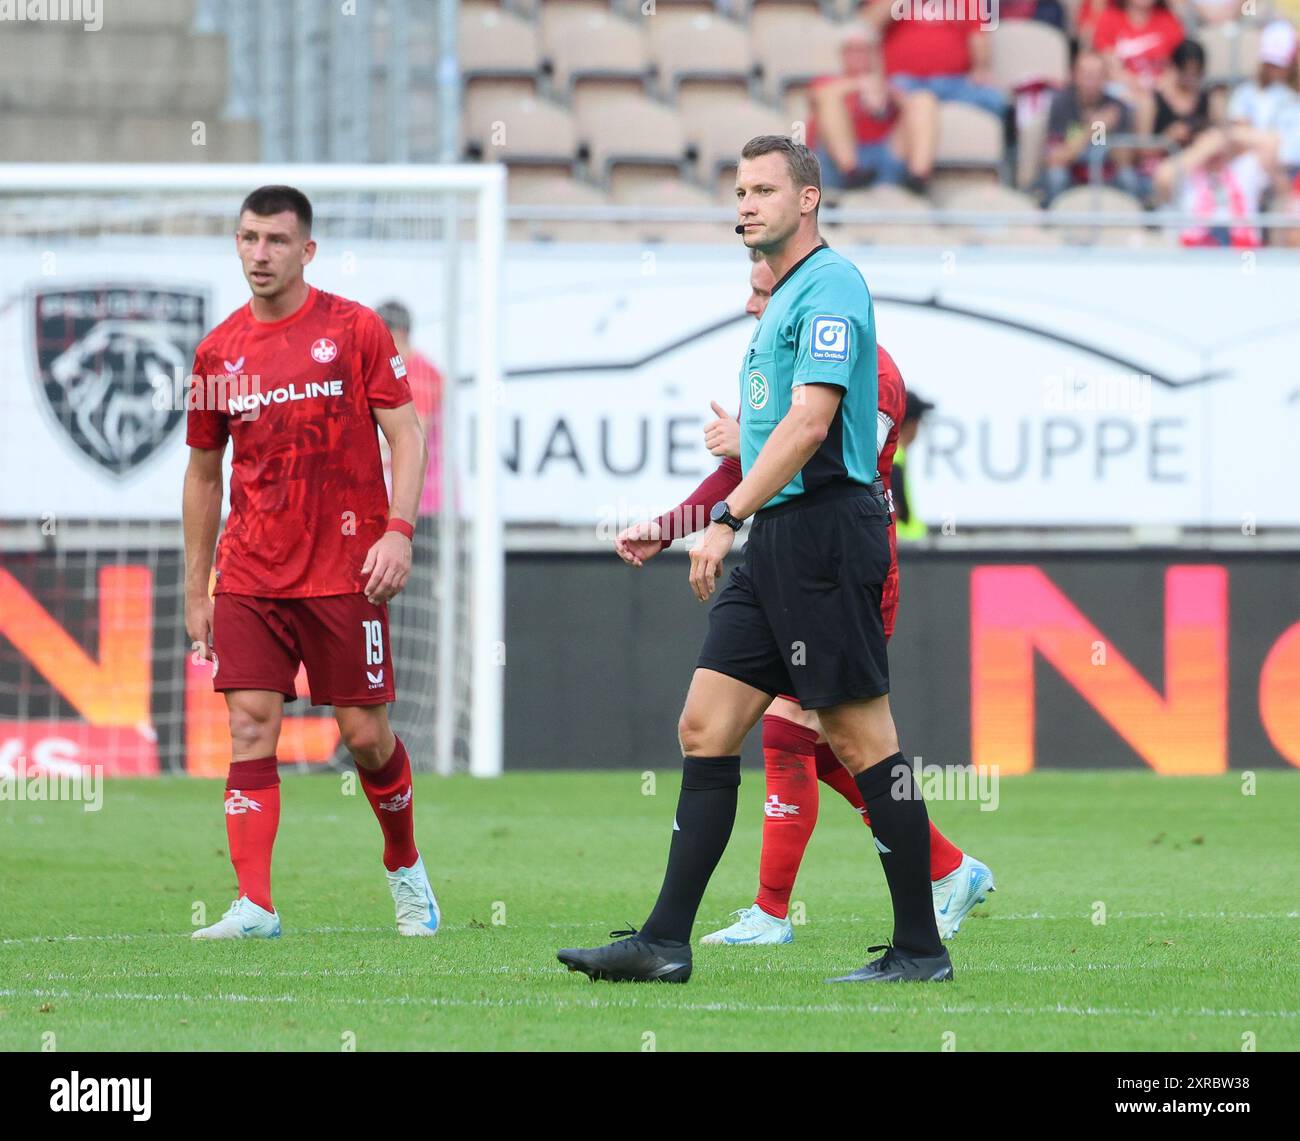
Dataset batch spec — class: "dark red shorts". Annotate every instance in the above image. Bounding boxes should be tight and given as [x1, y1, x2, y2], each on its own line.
[211, 593, 396, 707]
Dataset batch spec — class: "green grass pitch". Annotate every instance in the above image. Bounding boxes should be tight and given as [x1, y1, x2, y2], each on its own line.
[1, 771, 1296, 1051]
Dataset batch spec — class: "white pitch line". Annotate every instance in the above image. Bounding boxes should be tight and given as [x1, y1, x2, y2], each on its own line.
[29, 961, 1152, 984]
[3, 911, 1295, 947]
[1, 986, 1295, 1022]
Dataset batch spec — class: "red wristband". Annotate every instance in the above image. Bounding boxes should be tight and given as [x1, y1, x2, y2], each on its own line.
[385, 518, 415, 540]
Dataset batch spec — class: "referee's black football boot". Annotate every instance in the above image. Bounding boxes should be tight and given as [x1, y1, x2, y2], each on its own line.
[827, 943, 953, 983]
[557, 927, 692, 983]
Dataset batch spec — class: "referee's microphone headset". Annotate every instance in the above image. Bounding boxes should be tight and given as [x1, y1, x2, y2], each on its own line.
[734, 223, 745, 235]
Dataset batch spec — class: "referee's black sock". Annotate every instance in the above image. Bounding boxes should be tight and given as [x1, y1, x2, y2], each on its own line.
[855, 753, 942, 957]
[640, 755, 741, 945]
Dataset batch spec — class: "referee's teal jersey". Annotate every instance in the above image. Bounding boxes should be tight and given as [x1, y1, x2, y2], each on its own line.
[739, 244, 879, 508]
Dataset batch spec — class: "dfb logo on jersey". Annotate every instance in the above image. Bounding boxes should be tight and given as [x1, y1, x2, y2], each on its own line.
[311, 337, 338, 363]
[32, 286, 208, 476]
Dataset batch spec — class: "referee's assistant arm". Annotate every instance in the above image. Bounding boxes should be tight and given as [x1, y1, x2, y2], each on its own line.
[365, 402, 429, 604]
[688, 384, 842, 601]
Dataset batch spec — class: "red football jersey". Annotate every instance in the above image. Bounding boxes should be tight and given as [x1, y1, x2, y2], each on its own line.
[875, 344, 906, 501]
[874, 345, 906, 638]
[186, 286, 413, 597]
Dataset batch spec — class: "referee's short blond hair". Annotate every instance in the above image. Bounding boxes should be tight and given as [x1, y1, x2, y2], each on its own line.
[740, 135, 822, 200]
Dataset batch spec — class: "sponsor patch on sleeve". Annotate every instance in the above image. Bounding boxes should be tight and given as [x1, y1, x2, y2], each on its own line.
[390, 353, 407, 379]
[809, 315, 850, 363]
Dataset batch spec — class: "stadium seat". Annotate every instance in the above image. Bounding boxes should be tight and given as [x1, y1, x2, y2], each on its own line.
[507, 168, 626, 242]
[463, 87, 579, 167]
[574, 88, 692, 180]
[933, 182, 1058, 245]
[647, 10, 757, 98]
[542, 6, 652, 95]
[1048, 183, 1151, 245]
[1200, 21, 1264, 86]
[930, 182, 1040, 212]
[1048, 184, 1147, 215]
[609, 167, 724, 243]
[751, 7, 841, 103]
[677, 89, 788, 179]
[989, 20, 1070, 93]
[1016, 108, 1050, 192]
[714, 161, 741, 202]
[827, 183, 934, 244]
[936, 103, 1005, 173]
[460, 2, 542, 84]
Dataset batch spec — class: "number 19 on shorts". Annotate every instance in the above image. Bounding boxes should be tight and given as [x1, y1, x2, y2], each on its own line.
[362, 618, 384, 666]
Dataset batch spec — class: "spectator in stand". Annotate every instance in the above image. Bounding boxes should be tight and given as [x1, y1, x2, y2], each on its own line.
[860, 0, 1007, 194]
[1043, 51, 1142, 202]
[1075, 0, 1106, 49]
[1093, 0, 1185, 101]
[376, 300, 445, 516]
[808, 24, 917, 191]
[1135, 38, 1214, 196]
[1225, 20, 1300, 245]
[1153, 124, 1277, 247]
[1226, 20, 1300, 140]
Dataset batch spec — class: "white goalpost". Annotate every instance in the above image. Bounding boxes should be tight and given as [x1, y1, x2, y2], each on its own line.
[0, 163, 506, 779]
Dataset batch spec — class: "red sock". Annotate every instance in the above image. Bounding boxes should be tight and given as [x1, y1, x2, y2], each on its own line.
[814, 742, 871, 823]
[754, 715, 820, 920]
[814, 743, 964, 882]
[224, 756, 280, 912]
[927, 817, 964, 880]
[356, 736, 419, 872]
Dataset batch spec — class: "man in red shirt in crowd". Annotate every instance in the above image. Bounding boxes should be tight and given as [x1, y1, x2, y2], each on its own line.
[614, 251, 995, 946]
[1091, 0, 1184, 96]
[859, 1, 1007, 193]
[182, 185, 439, 940]
[808, 24, 913, 191]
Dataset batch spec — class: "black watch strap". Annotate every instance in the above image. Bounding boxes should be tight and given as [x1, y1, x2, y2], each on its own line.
[710, 501, 743, 532]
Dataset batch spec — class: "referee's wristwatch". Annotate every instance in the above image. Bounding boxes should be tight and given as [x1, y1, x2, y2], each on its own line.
[710, 501, 744, 532]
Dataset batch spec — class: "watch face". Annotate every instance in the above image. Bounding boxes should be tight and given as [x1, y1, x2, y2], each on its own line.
[710, 503, 726, 524]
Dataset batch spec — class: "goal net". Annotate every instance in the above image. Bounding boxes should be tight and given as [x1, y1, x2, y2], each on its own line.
[0, 164, 505, 780]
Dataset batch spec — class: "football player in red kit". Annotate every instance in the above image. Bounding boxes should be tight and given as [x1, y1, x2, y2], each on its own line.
[182, 185, 438, 939]
[615, 251, 994, 945]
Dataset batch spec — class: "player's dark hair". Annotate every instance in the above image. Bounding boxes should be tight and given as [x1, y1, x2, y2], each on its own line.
[740, 135, 821, 202]
[239, 185, 313, 235]
[375, 300, 412, 333]
[904, 391, 935, 425]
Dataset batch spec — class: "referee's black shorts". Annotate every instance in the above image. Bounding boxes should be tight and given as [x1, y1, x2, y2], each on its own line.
[697, 479, 892, 710]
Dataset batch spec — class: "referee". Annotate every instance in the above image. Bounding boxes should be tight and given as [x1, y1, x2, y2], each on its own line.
[557, 135, 950, 984]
